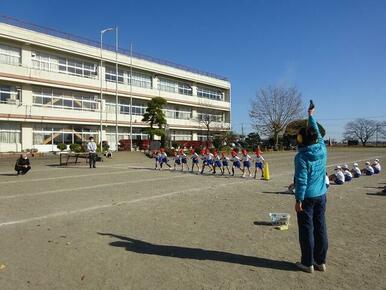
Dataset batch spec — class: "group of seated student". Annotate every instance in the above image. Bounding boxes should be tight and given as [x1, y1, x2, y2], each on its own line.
[329, 159, 381, 185]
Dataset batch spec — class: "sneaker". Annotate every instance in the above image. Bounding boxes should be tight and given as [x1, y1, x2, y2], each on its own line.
[314, 263, 326, 272]
[296, 262, 314, 273]
[242, 174, 246, 178]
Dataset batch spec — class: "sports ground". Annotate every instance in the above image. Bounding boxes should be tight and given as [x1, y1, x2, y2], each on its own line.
[0, 148, 385, 290]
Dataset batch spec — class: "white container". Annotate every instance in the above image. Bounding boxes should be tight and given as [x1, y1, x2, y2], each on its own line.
[269, 213, 291, 225]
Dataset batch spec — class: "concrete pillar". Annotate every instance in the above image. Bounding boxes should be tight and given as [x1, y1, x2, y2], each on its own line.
[192, 132, 198, 141]
[152, 75, 159, 90]
[21, 84, 33, 105]
[191, 84, 197, 96]
[21, 123, 33, 151]
[21, 44, 33, 68]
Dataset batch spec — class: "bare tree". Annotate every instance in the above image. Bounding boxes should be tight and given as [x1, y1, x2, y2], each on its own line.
[198, 113, 215, 148]
[249, 86, 303, 150]
[343, 118, 379, 146]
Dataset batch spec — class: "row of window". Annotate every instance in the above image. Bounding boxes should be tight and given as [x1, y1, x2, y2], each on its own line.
[32, 51, 97, 79]
[197, 112, 223, 122]
[0, 41, 227, 101]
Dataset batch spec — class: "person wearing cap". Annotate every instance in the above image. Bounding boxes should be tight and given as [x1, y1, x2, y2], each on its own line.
[190, 149, 200, 173]
[87, 136, 97, 169]
[179, 149, 189, 171]
[14, 153, 31, 175]
[230, 150, 242, 177]
[200, 148, 214, 174]
[294, 104, 328, 273]
[342, 164, 353, 182]
[253, 149, 265, 179]
[371, 159, 381, 174]
[241, 149, 252, 178]
[352, 163, 361, 178]
[159, 148, 171, 170]
[221, 152, 231, 175]
[363, 161, 374, 176]
[331, 165, 345, 185]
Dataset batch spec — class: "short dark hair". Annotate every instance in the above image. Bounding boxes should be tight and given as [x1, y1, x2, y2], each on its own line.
[297, 126, 318, 146]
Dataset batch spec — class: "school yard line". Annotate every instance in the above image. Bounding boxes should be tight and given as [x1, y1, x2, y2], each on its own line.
[0, 178, 248, 228]
[0, 168, 150, 185]
[0, 174, 195, 200]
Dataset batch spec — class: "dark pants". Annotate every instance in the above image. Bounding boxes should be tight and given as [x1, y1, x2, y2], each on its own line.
[297, 194, 328, 267]
[16, 166, 31, 175]
[89, 153, 97, 168]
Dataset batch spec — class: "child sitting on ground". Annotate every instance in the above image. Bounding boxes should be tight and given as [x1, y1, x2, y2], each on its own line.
[342, 164, 353, 182]
[329, 165, 345, 185]
[363, 161, 374, 176]
[352, 162, 361, 178]
[372, 159, 381, 174]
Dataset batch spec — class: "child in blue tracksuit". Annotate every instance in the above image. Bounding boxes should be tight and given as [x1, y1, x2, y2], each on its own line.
[294, 105, 328, 273]
[159, 148, 171, 170]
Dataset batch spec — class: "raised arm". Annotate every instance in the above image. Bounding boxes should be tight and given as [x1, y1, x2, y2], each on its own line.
[308, 108, 323, 143]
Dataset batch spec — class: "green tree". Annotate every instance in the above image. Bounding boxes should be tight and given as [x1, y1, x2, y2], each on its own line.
[142, 97, 167, 141]
[245, 132, 261, 149]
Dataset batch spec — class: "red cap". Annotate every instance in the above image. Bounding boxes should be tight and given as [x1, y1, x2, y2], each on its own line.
[242, 149, 247, 155]
[160, 148, 164, 153]
[205, 148, 210, 154]
[200, 149, 205, 155]
[231, 151, 237, 157]
[191, 149, 195, 154]
[213, 151, 218, 157]
[255, 149, 261, 156]
[221, 152, 225, 157]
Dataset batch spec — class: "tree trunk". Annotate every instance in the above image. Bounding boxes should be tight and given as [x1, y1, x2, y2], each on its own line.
[274, 132, 279, 151]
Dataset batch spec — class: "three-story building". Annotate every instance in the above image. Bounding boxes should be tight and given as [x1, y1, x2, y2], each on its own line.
[0, 16, 231, 152]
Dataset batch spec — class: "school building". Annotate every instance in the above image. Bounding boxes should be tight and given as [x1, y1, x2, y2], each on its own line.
[0, 16, 231, 152]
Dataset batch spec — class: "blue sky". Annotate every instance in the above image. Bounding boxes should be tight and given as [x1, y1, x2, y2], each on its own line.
[1, 0, 386, 140]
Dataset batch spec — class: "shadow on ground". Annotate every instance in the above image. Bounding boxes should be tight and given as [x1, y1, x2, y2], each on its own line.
[98, 233, 298, 271]
[253, 221, 273, 226]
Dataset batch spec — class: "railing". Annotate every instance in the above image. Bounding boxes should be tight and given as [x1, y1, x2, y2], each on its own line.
[0, 14, 229, 81]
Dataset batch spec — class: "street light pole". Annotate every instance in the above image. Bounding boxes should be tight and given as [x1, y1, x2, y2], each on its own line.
[99, 28, 114, 151]
[115, 27, 119, 152]
[129, 43, 133, 151]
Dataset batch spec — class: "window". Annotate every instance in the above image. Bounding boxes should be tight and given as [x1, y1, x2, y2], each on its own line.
[130, 71, 152, 88]
[178, 83, 192, 95]
[164, 108, 192, 120]
[105, 66, 125, 83]
[0, 85, 18, 104]
[0, 43, 20, 65]
[171, 130, 192, 141]
[32, 51, 97, 78]
[197, 86, 223, 101]
[0, 122, 20, 143]
[32, 87, 99, 111]
[197, 112, 223, 122]
[33, 125, 99, 145]
[158, 78, 177, 93]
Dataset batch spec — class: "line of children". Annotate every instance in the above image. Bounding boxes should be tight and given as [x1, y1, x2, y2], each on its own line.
[153, 147, 266, 179]
[330, 159, 382, 185]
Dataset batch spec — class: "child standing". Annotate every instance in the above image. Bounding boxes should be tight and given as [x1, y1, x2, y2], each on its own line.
[241, 149, 252, 178]
[190, 149, 200, 173]
[154, 150, 162, 170]
[179, 149, 189, 171]
[159, 148, 172, 170]
[253, 149, 265, 179]
[352, 162, 361, 178]
[213, 151, 223, 175]
[200, 149, 214, 174]
[230, 150, 243, 177]
[173, 151, 181, 171]
[221, 152, 231, 175]
[342, 164, 353, 182]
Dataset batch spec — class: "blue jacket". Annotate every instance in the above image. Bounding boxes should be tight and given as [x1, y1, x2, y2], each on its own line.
[294, 116, 327, 201]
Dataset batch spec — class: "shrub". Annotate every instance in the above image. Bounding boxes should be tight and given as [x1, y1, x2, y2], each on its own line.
[69, 143, 82, 153]
[57, 143, 67, 151]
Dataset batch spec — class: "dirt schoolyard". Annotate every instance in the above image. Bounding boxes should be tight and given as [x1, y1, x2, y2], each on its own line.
[0, 147, 385, 290]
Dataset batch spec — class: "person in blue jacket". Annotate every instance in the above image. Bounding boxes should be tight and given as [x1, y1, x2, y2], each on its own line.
[294, 103, 328, 273]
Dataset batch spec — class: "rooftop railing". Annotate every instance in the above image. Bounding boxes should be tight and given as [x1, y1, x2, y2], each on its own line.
[0, 14, 229, 81]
